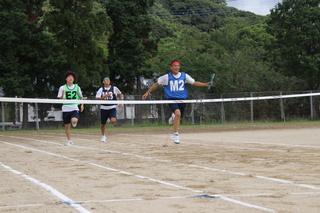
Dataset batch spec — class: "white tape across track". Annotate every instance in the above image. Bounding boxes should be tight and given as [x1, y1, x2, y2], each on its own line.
[1, 92, 320, 105]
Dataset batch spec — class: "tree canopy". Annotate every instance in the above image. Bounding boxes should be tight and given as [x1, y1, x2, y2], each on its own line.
[0, 0, 65, 98]
[105, 0, 159, 94]
[266, 0, 320, 90]
[1, 0, 320, 100]
[43, 0, 110, 94]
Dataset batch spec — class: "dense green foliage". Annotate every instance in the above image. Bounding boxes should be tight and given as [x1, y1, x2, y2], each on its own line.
[0, 0, 65, 98]
[43, 0, 110, 94]
[266, 0, 320, 90]
[105, 0, 159, 94]
[148, 2, 276, 95]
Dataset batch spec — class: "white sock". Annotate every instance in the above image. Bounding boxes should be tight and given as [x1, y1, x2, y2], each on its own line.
[174, 132, 178, 135]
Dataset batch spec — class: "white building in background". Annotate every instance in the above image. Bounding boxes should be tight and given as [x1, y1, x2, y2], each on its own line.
[45, 106, 63, 121]
[18, 104, 63, 122]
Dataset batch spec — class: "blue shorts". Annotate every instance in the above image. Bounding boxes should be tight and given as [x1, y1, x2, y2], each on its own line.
[100, 108, 117, 124]
[63, 111, 79, 124]
[168, 103, 186, 118]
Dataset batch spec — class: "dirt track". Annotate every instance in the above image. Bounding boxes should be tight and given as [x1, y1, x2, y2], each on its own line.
[1, 123, 320, 213]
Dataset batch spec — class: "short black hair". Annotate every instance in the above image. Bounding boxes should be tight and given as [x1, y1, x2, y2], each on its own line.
[64, 71, 76, 79]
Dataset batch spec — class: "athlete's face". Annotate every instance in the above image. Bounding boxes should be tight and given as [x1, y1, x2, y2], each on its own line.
[103, 78, 111, 86]
[170, 64, 180, 75]
[66, 75, 74, 84]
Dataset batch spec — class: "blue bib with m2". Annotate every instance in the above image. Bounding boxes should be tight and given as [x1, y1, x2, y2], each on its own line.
[164, 72, 188, 99]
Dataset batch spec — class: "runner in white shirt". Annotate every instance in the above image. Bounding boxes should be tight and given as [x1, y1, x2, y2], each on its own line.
[96, 77, 122, 142]
[57, 71, 84, 146]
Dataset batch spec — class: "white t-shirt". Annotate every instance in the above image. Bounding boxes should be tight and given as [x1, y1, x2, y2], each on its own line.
[95, 86, 122, 110]
[57, 84, 83, 112]
[157, 72, 195, 85]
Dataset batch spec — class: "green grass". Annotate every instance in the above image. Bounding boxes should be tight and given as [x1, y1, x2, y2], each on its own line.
[1, 119, 319, 134]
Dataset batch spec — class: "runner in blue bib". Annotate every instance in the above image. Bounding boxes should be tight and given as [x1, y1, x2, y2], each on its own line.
[142, 60, 213, 144]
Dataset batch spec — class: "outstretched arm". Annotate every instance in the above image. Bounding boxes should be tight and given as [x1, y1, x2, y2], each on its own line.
[142, 82, 160, 100]
[193, 81, 213, 87]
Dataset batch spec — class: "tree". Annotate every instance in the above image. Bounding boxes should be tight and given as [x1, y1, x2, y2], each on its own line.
[43, 0, 111, 95]
[166, 0, 228, 32]
[0, 0, 65, 98]
[0, 0, 67, 128]
[105, 0, 159, 94]
[266, 0, 320, 90]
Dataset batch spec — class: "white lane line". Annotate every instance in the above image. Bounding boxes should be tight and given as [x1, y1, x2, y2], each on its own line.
[0, 163, 91, 213]
[0, 140, 276, 212]
[16, 131, 320, 149]
[224, 192, 320, 197]
[3, 191, 320, 210]
[220, 196, 275, 213]
[16, 133, 320, 156]
[2, 136, 320, 192]
[118, 133, 320, 149]
[256, 176, 320, 190]
[2, 135, 317, 212]
[0, 141, 202, 193]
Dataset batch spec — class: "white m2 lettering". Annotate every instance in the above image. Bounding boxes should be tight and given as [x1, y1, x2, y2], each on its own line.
[169, 80, 184, 91]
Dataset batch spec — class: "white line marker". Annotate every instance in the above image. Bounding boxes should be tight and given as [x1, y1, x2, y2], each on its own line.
[2, 135, 319, 212]
[1, 141, 203, 194]
[2, 136, 320, 192]
[2, 191, 319, 210]
[0, 140, 274, 212]
[0, 163, 91, 213]
[220, 196, 275, 212]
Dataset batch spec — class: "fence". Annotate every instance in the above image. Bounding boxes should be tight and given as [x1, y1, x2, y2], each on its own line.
[1, 91, 320, 130]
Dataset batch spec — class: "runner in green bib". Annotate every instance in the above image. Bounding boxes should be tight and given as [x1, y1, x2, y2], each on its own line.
[57, 71, 84, 146]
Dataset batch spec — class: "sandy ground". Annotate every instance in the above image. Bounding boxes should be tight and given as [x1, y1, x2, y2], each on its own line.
[0, 123, 320, 213]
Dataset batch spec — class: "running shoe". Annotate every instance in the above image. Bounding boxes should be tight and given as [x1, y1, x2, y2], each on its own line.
[101, 135, 107, 142]
[172, 134, 180, 144]
[168, 113, 175, 125]
[65, 140, 73, 146]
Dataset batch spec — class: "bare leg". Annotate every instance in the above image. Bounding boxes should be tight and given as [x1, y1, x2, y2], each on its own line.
[173, 109, 181, 133]
[65, 124, 71, 140]
[71, 117, 78, 127]
[110, 117, 116, 124]
[101, 124, 106, 136]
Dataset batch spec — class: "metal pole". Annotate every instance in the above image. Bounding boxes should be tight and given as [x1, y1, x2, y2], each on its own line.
[221, 94, 225, 123]
[250, 92, 254, 123]
[191, 103, 195, 124]
[310, 91, 314, 119]
[1, 102, 5, 131]
[280, 91, 285, 122]
[35, 103, 39, 130]
[131, 96, 134, 126]
[161, 102, 165, 125]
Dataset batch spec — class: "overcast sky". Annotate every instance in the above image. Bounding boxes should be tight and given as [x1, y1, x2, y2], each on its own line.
[226, 0, 281, 16]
